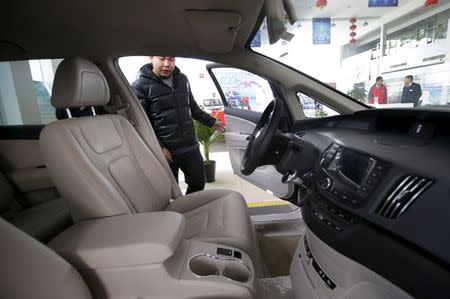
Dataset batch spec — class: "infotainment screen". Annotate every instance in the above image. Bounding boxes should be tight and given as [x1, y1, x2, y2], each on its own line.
[338, 148, 373, 186]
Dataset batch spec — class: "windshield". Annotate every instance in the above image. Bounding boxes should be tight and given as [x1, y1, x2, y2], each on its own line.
[251, 1, 450, 110]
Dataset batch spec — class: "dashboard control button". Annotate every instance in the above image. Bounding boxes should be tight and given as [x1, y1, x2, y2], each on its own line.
[321, 177, 332, 190]
[217, 247, 233, 256]
[350, 199, 360, 207]
[326, 278, 336, 289]
[333, 225, 343, 232]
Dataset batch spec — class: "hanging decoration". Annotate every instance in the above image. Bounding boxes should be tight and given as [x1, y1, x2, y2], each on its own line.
[316, 0, 328, 10]
[349, 18, 357, 46]
[424, 0, 438, 8]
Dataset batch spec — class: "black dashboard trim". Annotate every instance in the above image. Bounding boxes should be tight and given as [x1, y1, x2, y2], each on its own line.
[303, 199, 450, 298]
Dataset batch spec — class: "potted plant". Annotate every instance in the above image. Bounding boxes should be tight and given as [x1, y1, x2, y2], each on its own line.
[194, 120, 224, 183]
[346, 88, 367, 102]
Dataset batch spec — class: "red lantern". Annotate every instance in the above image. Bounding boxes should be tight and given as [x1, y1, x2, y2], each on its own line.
[425, 0, 438, 8]
[349, 18, 357, 24]
[350, 32, 357, 37]
[316, 0, 327, 10]
[350, 24, 357, 31]
[349, 39, 357, 45]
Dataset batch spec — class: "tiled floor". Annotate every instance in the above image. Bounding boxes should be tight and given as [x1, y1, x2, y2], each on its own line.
[178, 141, 281, 204]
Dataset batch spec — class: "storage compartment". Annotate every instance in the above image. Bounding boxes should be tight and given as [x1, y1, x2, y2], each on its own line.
[189, 254, 252, 283]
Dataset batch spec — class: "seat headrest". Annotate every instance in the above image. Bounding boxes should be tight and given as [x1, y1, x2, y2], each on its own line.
[51, 57, 110, 109]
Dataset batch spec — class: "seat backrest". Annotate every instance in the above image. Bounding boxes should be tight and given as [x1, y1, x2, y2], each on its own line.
[40, 58, 172, 222]
[0, 218, 92, 299]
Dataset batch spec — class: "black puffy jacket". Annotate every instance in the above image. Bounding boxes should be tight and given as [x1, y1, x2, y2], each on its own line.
[131, 64, 215, 151]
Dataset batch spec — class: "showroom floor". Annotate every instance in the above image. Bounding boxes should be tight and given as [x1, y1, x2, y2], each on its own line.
[178, 141, 284, 205]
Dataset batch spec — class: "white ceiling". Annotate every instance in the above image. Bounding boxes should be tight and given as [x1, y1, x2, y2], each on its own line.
[292, 0, 411, 19]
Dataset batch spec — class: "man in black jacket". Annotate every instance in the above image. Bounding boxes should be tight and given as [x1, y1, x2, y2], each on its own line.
[401, 75, 422, 107]
[131, 56, 225, 194]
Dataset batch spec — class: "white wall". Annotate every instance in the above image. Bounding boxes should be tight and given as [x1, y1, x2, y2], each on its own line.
[255, 20, 354, 86]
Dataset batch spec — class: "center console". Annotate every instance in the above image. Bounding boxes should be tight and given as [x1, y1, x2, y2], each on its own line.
[317, 143, 389, 208]
[49, 212, 255, 298]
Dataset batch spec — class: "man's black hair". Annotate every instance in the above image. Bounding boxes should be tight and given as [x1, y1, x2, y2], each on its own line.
[376, 76, 383, 82]
[406, 75, 414, 81]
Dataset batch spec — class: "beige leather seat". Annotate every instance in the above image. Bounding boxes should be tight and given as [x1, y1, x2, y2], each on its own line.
[0, 171, 73, 243]
[0, 218, 91, 299]
[40, 57, 254, 255]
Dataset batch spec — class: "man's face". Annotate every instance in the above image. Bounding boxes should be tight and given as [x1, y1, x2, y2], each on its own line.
[151, 56, 176, 77]
[404, 77, 411, 85]
[376, 79, 383, 86]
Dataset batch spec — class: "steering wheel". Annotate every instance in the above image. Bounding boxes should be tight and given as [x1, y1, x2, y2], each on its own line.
[241, 98, 284, 175]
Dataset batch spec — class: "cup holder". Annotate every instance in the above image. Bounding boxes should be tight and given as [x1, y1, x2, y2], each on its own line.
[188, 254, 252, 283]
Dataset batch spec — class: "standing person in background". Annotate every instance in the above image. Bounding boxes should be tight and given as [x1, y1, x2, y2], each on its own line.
[368, 76, 388, 105]
[401, 75, 422, 107]
[131, 56, 225, 194]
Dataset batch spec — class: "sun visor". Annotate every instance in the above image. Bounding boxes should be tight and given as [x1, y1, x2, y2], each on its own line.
[186, 10, 242, 53]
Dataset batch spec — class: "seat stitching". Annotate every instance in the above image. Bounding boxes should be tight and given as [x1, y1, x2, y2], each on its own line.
[114, 117, 163, 211]
[54, 122, 120, 214]
[77, 116, 123, 154]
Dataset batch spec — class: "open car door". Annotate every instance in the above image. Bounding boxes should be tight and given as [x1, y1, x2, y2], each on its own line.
[206, 64, 293, 199]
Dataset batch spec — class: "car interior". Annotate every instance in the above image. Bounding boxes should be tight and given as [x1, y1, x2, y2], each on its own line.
[1, 0, 450, 298]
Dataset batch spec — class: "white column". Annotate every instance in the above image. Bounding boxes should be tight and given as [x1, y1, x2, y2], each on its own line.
[0, 62, 23, 125]
[10, 61, 42, 124]
[378, 23, 387, 75]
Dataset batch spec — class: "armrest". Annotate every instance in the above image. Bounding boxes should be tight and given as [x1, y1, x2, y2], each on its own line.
[49, 212, 185, 270]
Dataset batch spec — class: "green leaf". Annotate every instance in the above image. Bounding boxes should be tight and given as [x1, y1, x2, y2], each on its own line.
[193, 119, 224, 162]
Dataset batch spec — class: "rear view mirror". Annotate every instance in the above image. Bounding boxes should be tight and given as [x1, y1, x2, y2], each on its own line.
[265, 0, 298, 44]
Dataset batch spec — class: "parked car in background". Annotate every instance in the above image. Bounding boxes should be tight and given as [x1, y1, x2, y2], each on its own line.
[202, 98, 225, 124]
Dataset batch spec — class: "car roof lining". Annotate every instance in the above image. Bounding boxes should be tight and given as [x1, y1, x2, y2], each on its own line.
[0, 0, 264, 61]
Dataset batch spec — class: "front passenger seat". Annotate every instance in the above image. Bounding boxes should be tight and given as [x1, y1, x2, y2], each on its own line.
[0, 218, 91, 299]
[40, 57, 254, 256]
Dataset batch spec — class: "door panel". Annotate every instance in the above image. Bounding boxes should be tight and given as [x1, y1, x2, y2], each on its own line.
[0, 126, 59, 205]
[224, 108, 294, 199]
[207, 64, 294, 199]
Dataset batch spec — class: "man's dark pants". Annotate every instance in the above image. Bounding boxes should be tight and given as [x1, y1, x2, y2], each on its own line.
[169, 148, 205, 194]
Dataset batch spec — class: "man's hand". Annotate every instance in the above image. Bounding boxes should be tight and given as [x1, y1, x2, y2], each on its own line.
[212, 120, 226, 133]
[162, 147, 173, 162]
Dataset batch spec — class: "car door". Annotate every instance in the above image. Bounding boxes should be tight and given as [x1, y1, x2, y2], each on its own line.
[206, 64, 294, 199]
[0, 59, 62, 206]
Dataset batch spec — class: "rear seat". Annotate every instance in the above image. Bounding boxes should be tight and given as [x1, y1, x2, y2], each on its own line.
[0, 172, 72, 243]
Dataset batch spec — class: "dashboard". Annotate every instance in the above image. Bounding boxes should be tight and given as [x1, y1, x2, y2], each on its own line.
[277, 108, 450, 298]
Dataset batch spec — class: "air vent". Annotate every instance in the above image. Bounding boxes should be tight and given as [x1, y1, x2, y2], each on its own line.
[423, 54, 445, 63]
[376, 176, 433, 219]
[390, 62, 407, 69]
